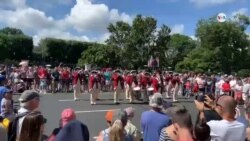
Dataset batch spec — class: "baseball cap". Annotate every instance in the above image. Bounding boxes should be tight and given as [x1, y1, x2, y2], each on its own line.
[19, 90, 40, 103]
[105, 109, 128, 126]
[0, 87, 12, 95]
[61, 108, 76, 127]
[149, 93, 163, 109]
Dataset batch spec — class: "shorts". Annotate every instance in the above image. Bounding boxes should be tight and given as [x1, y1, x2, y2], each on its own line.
[105, 80, 111, 85]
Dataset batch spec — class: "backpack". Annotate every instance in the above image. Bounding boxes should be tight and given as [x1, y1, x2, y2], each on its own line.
[7, 112, 29, 141]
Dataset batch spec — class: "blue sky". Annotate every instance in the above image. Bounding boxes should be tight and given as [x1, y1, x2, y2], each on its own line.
[0, 0, 249, 45]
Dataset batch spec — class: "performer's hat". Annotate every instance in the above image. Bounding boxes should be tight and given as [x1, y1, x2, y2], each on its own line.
[75, 67, 81, 70]
[173, 73, 179, 76]
[130, 70, 137, 74]
[91, 70, 98, 73]
[114, 69, 121, 73]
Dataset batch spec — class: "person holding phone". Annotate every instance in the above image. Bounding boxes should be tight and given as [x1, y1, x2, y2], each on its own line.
[195, 95, 222, 123]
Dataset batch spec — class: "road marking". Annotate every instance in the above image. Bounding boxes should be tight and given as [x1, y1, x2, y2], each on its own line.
[75, 109, 120, 114]
[58, 99, 75, 102]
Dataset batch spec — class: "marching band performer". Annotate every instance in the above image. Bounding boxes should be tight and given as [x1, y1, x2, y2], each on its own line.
[171, 73, 180, 102]
[125, 71, 134, 102]
[112, 69, 124, 104]
[72, 67, 81, 101]
[165, 71, 173, 98]
[151, 72, 159, 94]
[131, 70, 140, 102]
[140, 71, 150, 102]
[89, 70, 100, 105]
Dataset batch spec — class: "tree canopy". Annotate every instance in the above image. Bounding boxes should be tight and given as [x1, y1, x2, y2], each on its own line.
[0, 27, 33, 61]
[176, 15, 250, 73]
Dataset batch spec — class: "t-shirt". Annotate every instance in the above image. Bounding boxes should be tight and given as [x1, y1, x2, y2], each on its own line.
[52, 71, 60, 81]
[0, 86, 8, 112]
[104, 72, 111, 81]
[141, 110, 171, 141]
[159, 127, 173, 141]
[1, 98, 14, 118]
[203, 110, 222, 122]
[208, 119, 246, 141]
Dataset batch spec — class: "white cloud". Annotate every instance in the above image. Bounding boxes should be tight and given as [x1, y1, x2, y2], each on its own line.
[65, 0, 132, 33]
[33, 29, 90, 46]
[170, 24, 184, 35]
[232, 8, 248, 17]
[0, 8, 56, 32]
[190, 0, 236, 7]
[190, 35, 198, 40]
[0, 0, 133, 45]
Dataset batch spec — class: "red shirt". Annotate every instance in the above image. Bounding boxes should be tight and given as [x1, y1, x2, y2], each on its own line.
[185, 81, 191, 89]
[193, 83, 199, 93]
[222, 82, 231, 92]
[38, 68, 47, 79]
[61, 70, 70, 79]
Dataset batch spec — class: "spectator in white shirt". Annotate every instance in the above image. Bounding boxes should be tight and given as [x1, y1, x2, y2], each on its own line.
[207, 95, 246, 141]
[243, 78, 250, 101]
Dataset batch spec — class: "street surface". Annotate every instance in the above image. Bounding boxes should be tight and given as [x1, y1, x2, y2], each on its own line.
[13, 92, 198, 141]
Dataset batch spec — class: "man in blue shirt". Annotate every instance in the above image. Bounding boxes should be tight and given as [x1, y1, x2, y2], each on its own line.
[141, 93, 172, 141]
[0, 75, 10, 113]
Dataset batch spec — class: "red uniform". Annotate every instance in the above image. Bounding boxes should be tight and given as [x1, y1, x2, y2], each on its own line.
[126, 75, 133, 86]
[112, 73, 124, 89]
[72, 71, 80, 85]
[151, 76, 159, 93]
[165, 75, 173, 84]
[140, 75, 148, 89]
[171, 77, 180, 86]
[89, 75, 99, 89]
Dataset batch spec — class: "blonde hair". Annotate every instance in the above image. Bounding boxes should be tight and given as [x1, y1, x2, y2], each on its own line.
[109, 120, 124, 141]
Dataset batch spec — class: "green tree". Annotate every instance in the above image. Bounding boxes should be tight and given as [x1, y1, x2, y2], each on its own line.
[176, 15, 250, 73]
[0, 27, 24, 35]
[0, 27, 33, 61]
[78, 44, 121, 68]
[106, 15, 172, 69]
[166, 34, 195, 68]
[39, 38, 91, 64]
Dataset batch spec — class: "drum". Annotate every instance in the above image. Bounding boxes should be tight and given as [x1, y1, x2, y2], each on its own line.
[133, 86, 141, 100]
[133, 86, 141, 91]
[147, 87, 154, 96]
[147, 87, 154, 91]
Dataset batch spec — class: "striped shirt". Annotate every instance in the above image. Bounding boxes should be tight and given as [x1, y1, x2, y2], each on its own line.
[159, 127, 173, 141]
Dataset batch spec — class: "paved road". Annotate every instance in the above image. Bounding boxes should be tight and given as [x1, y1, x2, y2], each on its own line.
[13, 92, 198, 141]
